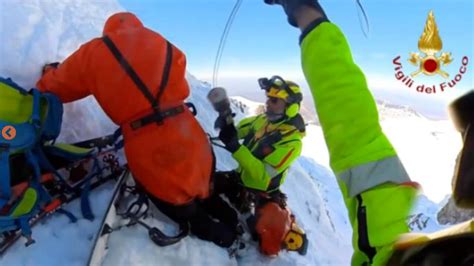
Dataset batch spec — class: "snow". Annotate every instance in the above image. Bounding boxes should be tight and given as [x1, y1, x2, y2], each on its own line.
[409, 195, 448, 233]
[0, 182, 117, 266]
[0, 0, 462, 265]
[0, 0, 122, 143]
[383, 117, 462, 203]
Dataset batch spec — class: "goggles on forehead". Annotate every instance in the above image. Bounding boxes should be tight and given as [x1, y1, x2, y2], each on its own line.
[258, 75, 301, 104]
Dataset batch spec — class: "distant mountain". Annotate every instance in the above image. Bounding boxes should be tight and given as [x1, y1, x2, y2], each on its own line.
[297, 97, 426, 126]
[376, 99, 423, 120]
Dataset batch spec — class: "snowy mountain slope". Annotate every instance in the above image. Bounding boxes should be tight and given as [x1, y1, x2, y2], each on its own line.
[382, 117, 461, 203]
[0, 0, 123, 89]
[0, 0, 462, 265]
[1, 0, 122, 143]
[0, 182, 117, 266]
[376, 100, 424, 121]
[0, 1, 353, 264]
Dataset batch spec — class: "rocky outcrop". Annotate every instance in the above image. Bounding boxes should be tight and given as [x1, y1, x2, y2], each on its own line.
[437, 197, 474, 225]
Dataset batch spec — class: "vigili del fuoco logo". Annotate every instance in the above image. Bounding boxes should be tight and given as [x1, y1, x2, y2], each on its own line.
[392, 11, 469, 94]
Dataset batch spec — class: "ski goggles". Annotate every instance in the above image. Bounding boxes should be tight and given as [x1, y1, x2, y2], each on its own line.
[267, 96, 282, 104]
[258, 76, 301, 104]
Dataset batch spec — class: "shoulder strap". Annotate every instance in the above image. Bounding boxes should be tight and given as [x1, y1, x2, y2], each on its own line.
[156, 42, 173, 104]
[284, 114, 306, 133]
[102, 36, 157, 108]
[102, 36, 173, 114]
[0, 77, 28, 95]
[0, 144, 11, 206]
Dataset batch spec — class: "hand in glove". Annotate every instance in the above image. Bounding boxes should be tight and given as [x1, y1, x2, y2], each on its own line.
[218, 123, 241, 153]
[214, 113, 235, 131]
[264, 0, 327, 27]
[42, 62, 60, 75]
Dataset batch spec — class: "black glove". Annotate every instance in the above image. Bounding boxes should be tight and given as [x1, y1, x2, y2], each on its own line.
[42, 62, 60, 75]
[218, 123, 240, 153]
[214, 113, 235, 130]
[264, 0, 327, 27]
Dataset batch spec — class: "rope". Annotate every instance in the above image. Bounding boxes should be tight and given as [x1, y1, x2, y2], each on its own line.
[211, 140, 228, 150]
[212, 0, 243, 87]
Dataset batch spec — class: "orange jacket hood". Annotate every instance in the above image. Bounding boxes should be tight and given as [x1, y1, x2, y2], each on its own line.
[103, 12, 143, 35]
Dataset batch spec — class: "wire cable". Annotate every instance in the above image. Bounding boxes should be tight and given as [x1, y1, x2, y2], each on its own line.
[356, 0, 370, 38]
[212, 0, 243, 87]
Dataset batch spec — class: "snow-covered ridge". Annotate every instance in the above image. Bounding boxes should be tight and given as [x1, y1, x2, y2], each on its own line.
[302, 98, 428, 126]
[376, 99, 424, 120]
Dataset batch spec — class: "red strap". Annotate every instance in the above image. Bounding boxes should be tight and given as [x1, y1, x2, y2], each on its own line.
[400, 181, 421, 190]
[274, 149, 294, 169]
[43, 198, 62, 213]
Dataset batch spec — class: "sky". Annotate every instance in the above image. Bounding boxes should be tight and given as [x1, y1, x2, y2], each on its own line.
[118, 0, 473, 119]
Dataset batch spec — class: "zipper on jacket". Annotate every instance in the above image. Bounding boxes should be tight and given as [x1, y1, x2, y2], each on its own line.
[356, 195, 376, 263]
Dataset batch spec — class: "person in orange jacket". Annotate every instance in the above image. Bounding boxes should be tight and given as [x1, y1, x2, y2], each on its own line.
[37, 12, 238, 248]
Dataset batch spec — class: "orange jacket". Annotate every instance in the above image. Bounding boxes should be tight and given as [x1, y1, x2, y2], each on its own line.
[36, 12, 212, 205]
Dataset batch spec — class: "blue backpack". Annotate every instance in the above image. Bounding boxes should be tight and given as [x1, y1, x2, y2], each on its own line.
[0, 77, 124, 249]
[0, 77, 64, 239]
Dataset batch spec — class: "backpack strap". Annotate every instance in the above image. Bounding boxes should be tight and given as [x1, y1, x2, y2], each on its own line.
[0, 144, 11, 206]
[102, 36, 183, 129]
[284, 114, 305, 133]
[29, 89, 42, 130]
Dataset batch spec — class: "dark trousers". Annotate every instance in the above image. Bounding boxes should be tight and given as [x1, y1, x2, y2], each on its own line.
[212, 170, 265, 241]
[211, 171, 242, 205]
[147, 190, 238, 248]
[211, 171, 288, 241]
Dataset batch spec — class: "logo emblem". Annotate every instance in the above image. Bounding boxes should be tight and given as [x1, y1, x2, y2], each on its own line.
[392, 10, 469, 94]
[1, 125, 16, 140]
[408, 11, 452, 78]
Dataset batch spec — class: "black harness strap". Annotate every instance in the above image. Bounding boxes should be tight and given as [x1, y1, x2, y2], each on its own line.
[130, 105, 184, 130]
[102, 36, 181, 129]
[102, 36, 157, 108]
[267, 173, 284, 192]
[156, 42, 173, 104]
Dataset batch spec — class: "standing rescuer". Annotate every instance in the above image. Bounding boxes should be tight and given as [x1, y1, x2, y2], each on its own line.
[37, 12, 239, 248]
[264, 1, 418, 265]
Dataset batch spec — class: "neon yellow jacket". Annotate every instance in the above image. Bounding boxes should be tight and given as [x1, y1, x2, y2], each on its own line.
[231, 114, 305, 191]
[300, 21, 411, 196]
